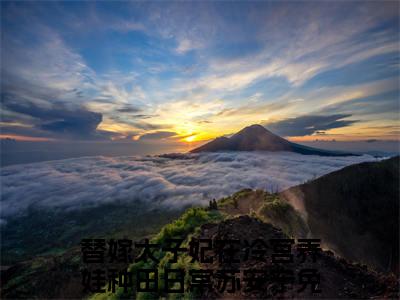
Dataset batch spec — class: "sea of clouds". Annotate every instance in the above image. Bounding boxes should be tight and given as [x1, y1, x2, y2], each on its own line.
[0, 151, 377, 223]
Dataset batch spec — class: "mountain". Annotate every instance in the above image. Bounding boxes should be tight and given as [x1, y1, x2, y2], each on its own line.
[101, 185, 396, 299]
[197, 216, 397, 299]
[190, 124, 358, 156]
[3, 157, 398, 299]
[281, 156, 399, 274]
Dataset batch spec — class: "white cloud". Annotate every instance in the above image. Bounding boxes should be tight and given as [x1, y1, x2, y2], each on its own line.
[0, 152, 376, 222]
[169, 3, 398, 94]
[176, 38, 202, 54]
[2, 28, 94, 108]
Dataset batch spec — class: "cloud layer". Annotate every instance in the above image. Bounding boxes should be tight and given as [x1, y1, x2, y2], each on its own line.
[0, 152, 376, 223]
[266, 114, 358, 137]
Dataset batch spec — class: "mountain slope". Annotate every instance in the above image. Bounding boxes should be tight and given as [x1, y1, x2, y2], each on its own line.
[89, 212, 397, 300]
[281, 156, 400, 274]
[190, 124, 357, 156]
[197, 216, 397, 299]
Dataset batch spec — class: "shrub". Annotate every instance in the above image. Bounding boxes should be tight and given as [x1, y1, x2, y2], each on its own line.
[91, 207, 223, 300]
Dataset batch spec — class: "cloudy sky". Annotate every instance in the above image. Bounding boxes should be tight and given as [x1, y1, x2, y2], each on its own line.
[1, 2, 399, 150]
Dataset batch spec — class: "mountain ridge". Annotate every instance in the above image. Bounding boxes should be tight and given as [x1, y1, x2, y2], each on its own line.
[281, 156, 400, 274]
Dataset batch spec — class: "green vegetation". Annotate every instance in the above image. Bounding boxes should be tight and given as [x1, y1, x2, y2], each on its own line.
[218, 188, 265, 210]
[258, 196, 309, 238]
[89, 189, 311, 300]
[2, 202, 183, 265]
[91, 207, 224, 300]
[2, 248, 83, 299]
[1, 204, 184, 299]
[1, 187, 319, 299]
[217, 188, 309, 238]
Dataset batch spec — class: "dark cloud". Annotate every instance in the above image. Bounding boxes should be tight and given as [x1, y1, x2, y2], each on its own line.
[116, 105, 141, 113]
[0, 124, 53, 138]
[40, 111, 101, 137]
[314, 131, 327, 135]
[131, 114, 157, 119]
[131, 122, 169, 131]
[1, 93, 110, 140]
[91, 97, 115, 103]
[71, 89, 85, 98]
[266, 114, 358, 137]
[318, 91, 399, 116]
[139, 131, 177, 140]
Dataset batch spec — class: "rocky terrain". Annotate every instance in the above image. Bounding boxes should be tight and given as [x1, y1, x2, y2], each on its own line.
[197, 216, 398, 299]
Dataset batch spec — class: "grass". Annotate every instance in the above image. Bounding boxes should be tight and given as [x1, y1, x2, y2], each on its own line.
[91, 207, 224, 300]
[258, 195, 309, 238]
[217, 188, 253, 207]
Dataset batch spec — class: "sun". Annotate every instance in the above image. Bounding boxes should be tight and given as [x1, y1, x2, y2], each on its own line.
[184, 135, 196, 142]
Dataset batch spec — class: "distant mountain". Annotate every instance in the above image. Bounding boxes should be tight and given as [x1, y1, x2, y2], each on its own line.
[281, 156, 400, 274]
[190, 124, 357, 156]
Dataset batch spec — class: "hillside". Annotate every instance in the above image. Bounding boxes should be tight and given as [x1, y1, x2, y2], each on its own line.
[281, 156, 399, 274]
[197, 216, 397, 299]
[190, 124, 357, 156]
[88, 197, 397, 300]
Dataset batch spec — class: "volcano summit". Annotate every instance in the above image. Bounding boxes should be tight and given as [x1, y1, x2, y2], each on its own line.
[190, 124, 357, 156]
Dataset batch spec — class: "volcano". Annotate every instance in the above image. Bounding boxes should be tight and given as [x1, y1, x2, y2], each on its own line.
[190, 124, 357, 156]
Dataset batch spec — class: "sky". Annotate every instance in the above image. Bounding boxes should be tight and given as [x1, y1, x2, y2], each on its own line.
[1, 1, 399, 156]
